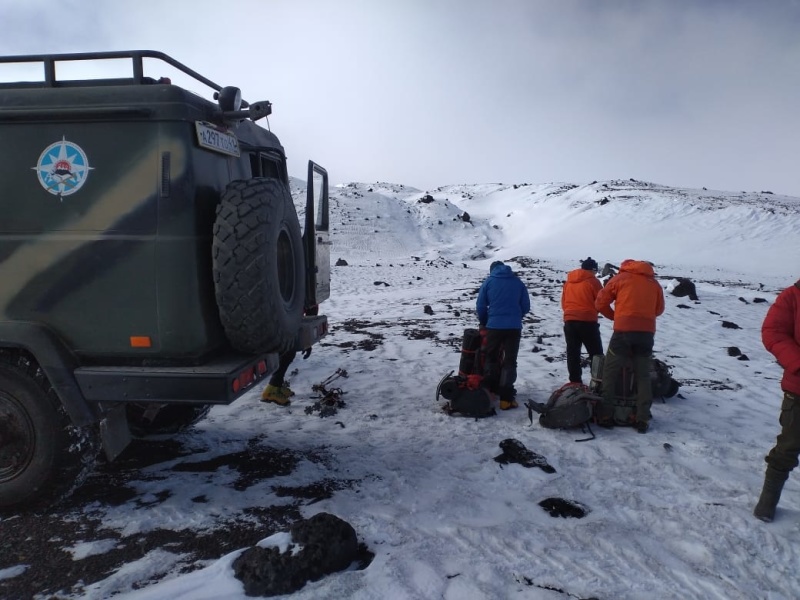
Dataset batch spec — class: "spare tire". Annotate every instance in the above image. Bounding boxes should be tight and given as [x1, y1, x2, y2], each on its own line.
[213, 178, 305, 353]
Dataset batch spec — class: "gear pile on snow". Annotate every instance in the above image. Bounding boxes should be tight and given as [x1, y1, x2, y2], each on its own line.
[305, 369, 348, 417]
[493, 438, 556, 473]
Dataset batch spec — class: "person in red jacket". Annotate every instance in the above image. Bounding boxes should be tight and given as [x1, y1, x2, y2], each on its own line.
[561, 257, 603, 384]
[595, 259, 665, 433]
[754, 280, 800, 522]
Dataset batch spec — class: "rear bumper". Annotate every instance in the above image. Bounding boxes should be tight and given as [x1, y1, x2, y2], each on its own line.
[295, 315, 328, 350]
[71, 316, 328, 405]
[73, 352, 279, 405]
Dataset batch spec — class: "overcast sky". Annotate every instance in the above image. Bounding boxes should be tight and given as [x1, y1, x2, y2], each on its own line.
[2, 0, 799, 196]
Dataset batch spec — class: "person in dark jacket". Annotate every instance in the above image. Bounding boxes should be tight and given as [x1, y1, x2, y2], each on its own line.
[476, 261, 531, 409]
[561, 257, 604, 384]
[595, 259, 665, 433]
[754, 280, 800, 522]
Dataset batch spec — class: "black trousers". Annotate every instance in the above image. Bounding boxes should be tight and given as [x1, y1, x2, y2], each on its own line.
[269, 350, 297, 387]
[483, 328, 521, 400]
[563, 320, 603, 383]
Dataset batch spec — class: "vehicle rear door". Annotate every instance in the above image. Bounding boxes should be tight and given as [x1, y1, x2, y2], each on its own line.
[303, 161, 330, 306]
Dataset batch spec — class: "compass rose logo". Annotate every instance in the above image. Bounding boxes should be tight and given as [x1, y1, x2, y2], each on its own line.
[32, 137, 93, 198]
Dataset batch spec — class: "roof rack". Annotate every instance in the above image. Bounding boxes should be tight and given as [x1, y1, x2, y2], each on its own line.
[0, 50, 223, 92]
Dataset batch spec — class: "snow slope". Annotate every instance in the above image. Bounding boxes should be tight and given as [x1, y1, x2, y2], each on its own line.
[4, 178, 800, 600]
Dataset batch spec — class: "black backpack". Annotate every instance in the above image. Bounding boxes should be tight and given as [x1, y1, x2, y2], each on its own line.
[436, 328, 496, 419]
[651, 358, 681, 400]
[525, 383, 600, 442]
[436, 371, 495, 418]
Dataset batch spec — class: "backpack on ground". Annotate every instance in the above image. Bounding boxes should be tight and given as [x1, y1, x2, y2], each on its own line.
[525, 383, 600, 442]
[436, 328, 496, 418]
[651, 358, 681, 399]
[437, 371, 495, 418]
[589, 354, 681, 426]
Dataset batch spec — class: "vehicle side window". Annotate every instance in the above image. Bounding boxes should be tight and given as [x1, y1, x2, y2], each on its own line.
[260, 156, 280, 179]
[249, 153, 281, 179]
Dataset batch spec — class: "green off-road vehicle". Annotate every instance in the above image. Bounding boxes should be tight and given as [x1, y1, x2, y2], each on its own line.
[0, 50, 330, 510]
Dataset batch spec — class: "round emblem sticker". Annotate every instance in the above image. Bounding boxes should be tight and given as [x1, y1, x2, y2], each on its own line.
[32, 137, 93, 198]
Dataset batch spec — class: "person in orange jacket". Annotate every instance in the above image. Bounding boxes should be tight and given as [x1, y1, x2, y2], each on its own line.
[561, 257, 604, 384]
[594, 259, 665, 433]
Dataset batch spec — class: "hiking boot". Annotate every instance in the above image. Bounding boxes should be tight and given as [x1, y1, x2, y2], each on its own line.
[261, 384, 291, 406]
[499, 399, 519, 410]
[635, 421, 649, 434]
[280, 384, 295, 397]
[754, 468, 788, 522]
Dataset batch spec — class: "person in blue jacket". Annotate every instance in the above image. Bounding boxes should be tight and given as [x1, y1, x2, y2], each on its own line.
[476, 261, 531, 409]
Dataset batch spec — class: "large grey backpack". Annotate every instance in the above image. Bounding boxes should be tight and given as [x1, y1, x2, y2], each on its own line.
[525, 383, 600, 442]
[589, 355, 680, 425]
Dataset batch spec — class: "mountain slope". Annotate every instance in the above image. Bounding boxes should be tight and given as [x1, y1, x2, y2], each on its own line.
[319, 178, 799, 279]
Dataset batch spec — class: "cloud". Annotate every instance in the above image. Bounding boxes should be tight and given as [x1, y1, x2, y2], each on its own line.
[2, 0, 799, 195]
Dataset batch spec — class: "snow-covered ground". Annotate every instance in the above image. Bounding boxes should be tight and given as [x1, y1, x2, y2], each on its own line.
[3, 179, 800, 599]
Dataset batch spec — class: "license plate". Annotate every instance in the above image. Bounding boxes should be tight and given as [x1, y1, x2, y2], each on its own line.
[195, 121, 240, 157]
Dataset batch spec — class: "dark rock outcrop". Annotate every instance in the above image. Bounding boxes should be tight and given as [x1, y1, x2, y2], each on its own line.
[671, 278, 698, 301]
[233, 513, 362, 597]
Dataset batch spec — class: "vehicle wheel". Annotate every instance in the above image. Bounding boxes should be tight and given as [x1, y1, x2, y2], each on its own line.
[0, 355, 98, 511]
[213, 178, 306, 353]
[126, 403, 211, 437]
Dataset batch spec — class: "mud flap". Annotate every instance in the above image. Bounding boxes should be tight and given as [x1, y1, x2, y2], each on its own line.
[99, 403, 131, 461]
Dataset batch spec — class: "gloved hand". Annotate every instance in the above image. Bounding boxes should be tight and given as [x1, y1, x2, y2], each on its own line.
[302, 347, 312, 359]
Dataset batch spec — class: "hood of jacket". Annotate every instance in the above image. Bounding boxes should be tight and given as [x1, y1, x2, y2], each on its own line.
[490, 263, 514, 278]
[620, 259, 655, 278]
[566, 268, 598, 284]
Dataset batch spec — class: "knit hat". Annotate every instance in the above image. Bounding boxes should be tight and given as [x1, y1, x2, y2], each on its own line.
[581, 257, 598, 271]
[490, 261, 504, 273]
